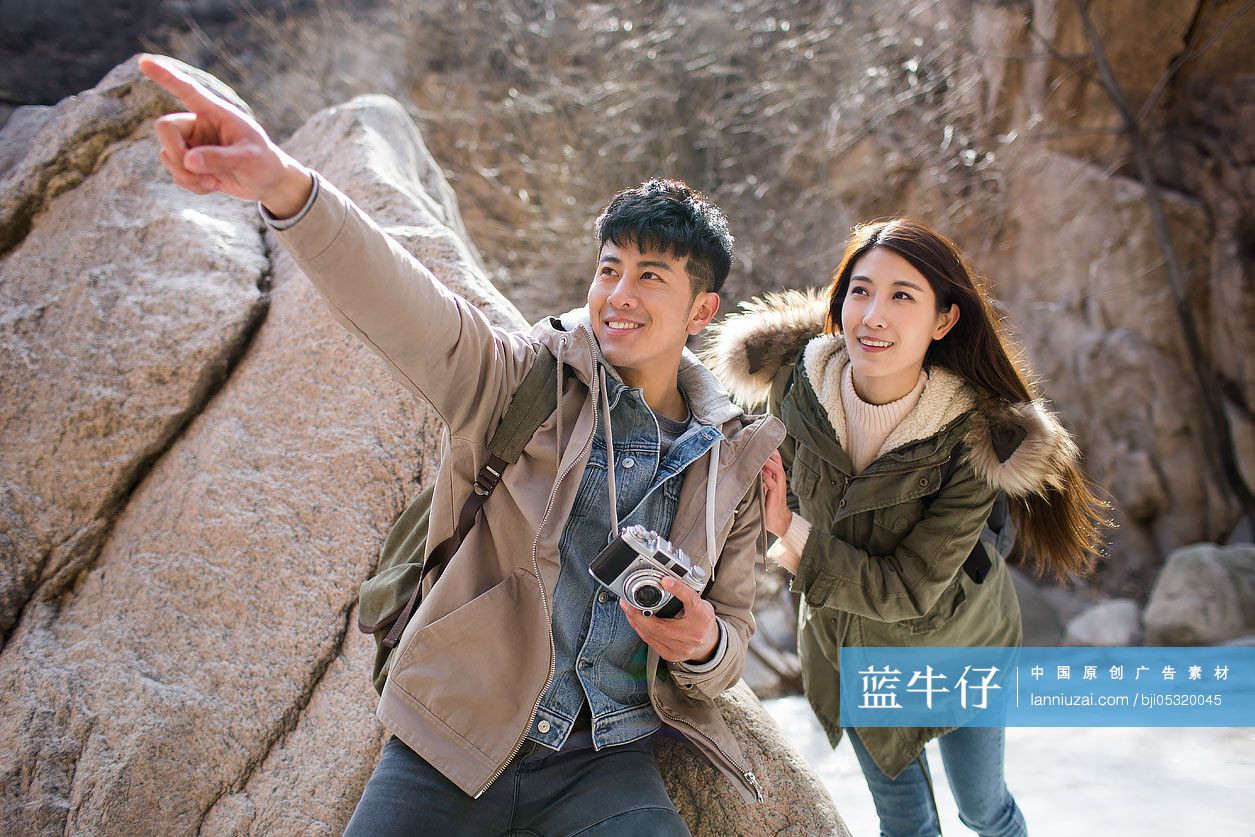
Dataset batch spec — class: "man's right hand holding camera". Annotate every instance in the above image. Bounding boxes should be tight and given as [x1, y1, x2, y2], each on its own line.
[138, 54, 313, 220]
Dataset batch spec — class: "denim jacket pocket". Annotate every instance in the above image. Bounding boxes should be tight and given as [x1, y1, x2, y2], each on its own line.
[568, 454, 607, 520]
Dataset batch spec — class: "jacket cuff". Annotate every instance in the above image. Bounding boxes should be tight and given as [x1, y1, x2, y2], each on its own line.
[257, 169, 320, 230]
[672, 618, 727, 673]
[767, 513, 812, 568]
[788, 523, 837, 607]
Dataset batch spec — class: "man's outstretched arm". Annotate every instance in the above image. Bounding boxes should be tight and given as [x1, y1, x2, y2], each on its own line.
[140, 55, 536, 436]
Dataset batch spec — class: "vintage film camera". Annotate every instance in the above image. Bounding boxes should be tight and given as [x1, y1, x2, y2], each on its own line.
[588, 524, 708, 618]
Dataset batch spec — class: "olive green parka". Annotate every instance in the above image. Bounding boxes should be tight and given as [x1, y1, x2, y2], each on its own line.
[704, 290, 1083, 779]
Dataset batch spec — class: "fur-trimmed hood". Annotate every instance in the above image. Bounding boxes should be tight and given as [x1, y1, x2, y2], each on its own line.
[700, 289, 1080, 499]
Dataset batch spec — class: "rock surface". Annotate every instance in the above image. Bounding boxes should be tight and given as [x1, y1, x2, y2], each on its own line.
[1143, 542, 1255, 646]
[659, 683, 849, 836]
[0, 58, 267, 643]
[1, 61, 845, 836]
[999, 150, 1220, 594]
[742, 565, 804, 699]
[1009, 567, 1065, 646]
[1064, 598, 1144, 647]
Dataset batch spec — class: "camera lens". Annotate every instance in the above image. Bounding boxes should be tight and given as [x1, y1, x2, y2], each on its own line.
[633, 583, 663, 609]
[624, 568, 671, 614]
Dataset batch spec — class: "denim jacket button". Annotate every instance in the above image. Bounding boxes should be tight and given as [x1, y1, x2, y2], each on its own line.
[537, 720, 551, 734]
[622, 457, 635, 469]
[598, 591, 610, 604]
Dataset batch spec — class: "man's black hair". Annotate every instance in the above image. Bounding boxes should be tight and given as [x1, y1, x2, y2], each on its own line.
[594, 178, 734, 295]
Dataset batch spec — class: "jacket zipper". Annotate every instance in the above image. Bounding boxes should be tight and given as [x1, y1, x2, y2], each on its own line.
[653, 699, 764, 803]
[472, 333, 600, 798]
[651, 434, 766, 803]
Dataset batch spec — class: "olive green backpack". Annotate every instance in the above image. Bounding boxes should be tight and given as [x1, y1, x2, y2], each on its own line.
[357, 347, 560, 694]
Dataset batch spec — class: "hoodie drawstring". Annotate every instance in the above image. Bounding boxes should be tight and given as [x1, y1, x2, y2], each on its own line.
[599, 364, 620, 536]
[555, 337, 567, 461]
[705, 437, 720, 568]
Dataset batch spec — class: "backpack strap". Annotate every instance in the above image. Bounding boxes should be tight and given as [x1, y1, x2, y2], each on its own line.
[382, 347, 559, 648]
[488, 346, 561, 463]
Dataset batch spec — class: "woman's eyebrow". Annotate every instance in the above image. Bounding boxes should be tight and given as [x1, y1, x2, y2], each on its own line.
[850, 274, 925, 292]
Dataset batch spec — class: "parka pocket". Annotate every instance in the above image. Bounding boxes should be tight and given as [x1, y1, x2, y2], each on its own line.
[789, 455, 821, 500]
[898, 576, 968, 635]
[873, 499, 925, 534]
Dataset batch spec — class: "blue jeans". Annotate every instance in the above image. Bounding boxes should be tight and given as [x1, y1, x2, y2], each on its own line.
[846, 727, 1027, 837]
[343, 735, 690, 836]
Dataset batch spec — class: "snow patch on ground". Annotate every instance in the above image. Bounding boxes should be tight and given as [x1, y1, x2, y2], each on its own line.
[764, 695, 1255, 836]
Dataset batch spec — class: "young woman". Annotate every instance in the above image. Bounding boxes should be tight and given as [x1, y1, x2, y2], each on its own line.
[704, 219, 1107, 837]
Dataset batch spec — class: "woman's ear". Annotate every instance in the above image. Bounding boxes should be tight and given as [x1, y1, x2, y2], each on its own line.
[934, 304, 960, 340]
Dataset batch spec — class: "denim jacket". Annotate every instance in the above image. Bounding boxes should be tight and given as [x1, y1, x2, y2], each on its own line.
[528, 368, 723, 750]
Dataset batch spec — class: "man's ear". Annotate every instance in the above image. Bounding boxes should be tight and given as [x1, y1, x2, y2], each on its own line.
[688, 292, 721, 336]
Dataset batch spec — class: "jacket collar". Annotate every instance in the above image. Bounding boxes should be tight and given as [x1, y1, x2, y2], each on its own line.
[701, 288, 1083, 499]
[532, 306, 745, 427]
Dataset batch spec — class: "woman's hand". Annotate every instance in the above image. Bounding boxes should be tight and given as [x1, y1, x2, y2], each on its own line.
[760, 451, 793, 538]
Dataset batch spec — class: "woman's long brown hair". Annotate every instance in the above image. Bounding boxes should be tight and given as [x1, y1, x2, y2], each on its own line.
[825, 218, 1108, 581]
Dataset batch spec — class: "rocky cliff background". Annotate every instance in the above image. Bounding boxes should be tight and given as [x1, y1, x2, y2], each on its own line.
[11, 0, 1243, 597]
[2, 0, 1253, 833]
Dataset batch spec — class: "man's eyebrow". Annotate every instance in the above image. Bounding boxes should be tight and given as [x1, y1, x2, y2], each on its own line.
[637, 259, 678, 274]
[599, 255, 622, 264]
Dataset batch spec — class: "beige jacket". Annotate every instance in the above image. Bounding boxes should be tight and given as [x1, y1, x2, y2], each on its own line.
[273, 176, 785, 803]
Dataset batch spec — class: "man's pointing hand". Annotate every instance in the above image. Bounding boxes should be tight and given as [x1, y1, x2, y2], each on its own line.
[138, 54, 313, 219]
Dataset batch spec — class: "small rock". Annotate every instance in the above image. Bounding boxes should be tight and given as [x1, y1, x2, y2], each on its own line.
[1226, 518, 1252, 546]
[1222, 635, 1255, 647]
[1143, 543, 1255, 645]
[1064, 598, 1143, 646]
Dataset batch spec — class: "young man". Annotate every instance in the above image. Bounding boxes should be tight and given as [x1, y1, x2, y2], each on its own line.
[140, 55, 783, 835]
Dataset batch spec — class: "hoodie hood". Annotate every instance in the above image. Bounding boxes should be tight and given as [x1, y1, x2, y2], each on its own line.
[533, 305, 746, 427]
[701, 289, 1081, 499]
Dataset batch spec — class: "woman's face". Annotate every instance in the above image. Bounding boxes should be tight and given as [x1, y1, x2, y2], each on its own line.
[840, 246, 959, 403]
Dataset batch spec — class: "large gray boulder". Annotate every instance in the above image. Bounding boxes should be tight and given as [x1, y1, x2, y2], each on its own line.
[1, 60, 845, 836]
[0, 57, 267, 644]
[660, 683, 848, 836]
[1143, 543, 1255, 646]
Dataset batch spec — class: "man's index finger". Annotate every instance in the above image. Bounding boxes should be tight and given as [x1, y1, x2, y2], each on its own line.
[138, 55, 230, 116]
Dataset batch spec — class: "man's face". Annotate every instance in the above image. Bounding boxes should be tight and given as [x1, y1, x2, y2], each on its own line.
[587, 239, 719, 387]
